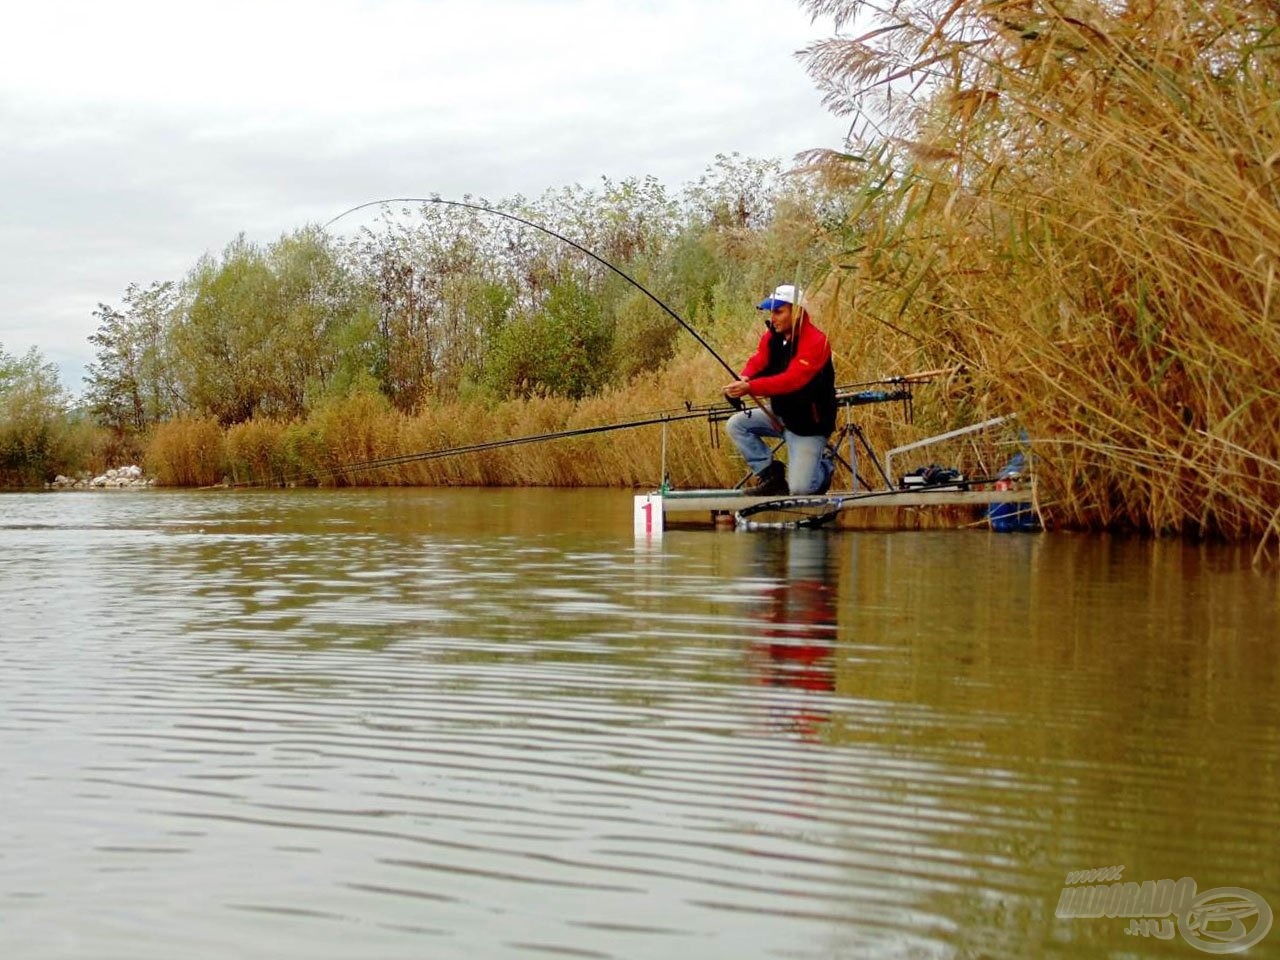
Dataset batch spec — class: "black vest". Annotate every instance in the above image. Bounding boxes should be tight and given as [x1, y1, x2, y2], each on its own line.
[759, 330, 837, 436]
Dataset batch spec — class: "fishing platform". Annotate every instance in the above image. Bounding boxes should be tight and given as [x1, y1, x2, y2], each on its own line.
[658, 485, 1035, 519]
[636, 380, 1040, 534]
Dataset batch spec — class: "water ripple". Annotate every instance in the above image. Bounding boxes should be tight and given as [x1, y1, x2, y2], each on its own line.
[2, 489, 1278, 960]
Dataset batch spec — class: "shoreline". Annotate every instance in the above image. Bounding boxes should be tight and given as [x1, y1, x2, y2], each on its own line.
[45, 465, 156, 490]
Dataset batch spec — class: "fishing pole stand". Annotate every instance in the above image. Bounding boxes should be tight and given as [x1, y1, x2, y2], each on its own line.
[660, 416, 670, 493]
[834, 386, 914, 492]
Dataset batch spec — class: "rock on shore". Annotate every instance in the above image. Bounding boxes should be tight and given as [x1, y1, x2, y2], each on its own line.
[47, 465, 157, 490]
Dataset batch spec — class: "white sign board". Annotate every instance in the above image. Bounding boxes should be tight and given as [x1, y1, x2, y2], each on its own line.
[633, 494, 663, 539]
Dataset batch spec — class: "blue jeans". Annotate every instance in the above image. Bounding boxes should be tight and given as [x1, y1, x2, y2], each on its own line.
[726, 410, 834, 494]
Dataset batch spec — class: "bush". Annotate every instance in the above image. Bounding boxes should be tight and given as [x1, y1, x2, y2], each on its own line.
[0, 346, 74, 487]
[226, 418, 290, 486]
[145, 416, 227, 486]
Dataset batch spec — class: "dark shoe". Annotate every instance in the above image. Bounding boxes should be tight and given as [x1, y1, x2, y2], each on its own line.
[746, 461, 789, 497]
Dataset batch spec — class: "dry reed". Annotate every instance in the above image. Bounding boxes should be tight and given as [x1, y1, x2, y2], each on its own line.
[145, 417, 227, 487]
[799, 0, 1280, 551]
[225, 418, 290, 486]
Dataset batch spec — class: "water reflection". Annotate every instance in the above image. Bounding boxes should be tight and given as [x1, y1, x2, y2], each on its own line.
[742, 533, 838, 741]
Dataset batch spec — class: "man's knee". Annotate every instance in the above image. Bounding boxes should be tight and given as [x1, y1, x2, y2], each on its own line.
[725, 411, 752, 440]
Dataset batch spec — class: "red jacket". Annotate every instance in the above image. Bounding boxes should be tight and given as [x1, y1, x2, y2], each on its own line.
[740, 312, 833, 397]
[739, 312, 838, 436]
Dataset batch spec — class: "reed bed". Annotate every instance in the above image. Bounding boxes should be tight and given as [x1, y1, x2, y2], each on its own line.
[153, 351, 757, 492]
[141, 313, 1000, 498]
[145, 417, 227, 487]
[225, 418, 290, 486]
[799, 0, 1280, 553]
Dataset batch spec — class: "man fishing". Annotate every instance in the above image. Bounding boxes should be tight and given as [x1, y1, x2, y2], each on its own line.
[723, 284, 837, 496]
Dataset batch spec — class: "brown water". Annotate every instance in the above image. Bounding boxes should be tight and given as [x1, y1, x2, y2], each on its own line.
[2, 488, 1277, 959]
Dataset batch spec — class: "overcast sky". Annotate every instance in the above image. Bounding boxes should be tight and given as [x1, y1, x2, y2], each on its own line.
[2, 0, 848, 391]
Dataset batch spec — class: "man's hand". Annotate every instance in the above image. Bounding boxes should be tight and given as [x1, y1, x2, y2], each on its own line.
[723, 379, 753, 399]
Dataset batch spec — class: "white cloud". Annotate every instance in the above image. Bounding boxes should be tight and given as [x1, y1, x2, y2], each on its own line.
[0, 0, 847, 390]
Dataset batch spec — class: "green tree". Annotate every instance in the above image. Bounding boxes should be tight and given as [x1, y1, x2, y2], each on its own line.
[264, 228, 379, 411]
[352, 203, 525, 410]
[85, 281, 183, 443]
[0, 344, 72, 486]
[485, 275, 613, 399]
[171, 230, 376, 424]
[680, 153, 786, 231]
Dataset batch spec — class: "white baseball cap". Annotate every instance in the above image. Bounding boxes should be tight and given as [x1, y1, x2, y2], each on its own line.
[757, 284, 801, 310]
